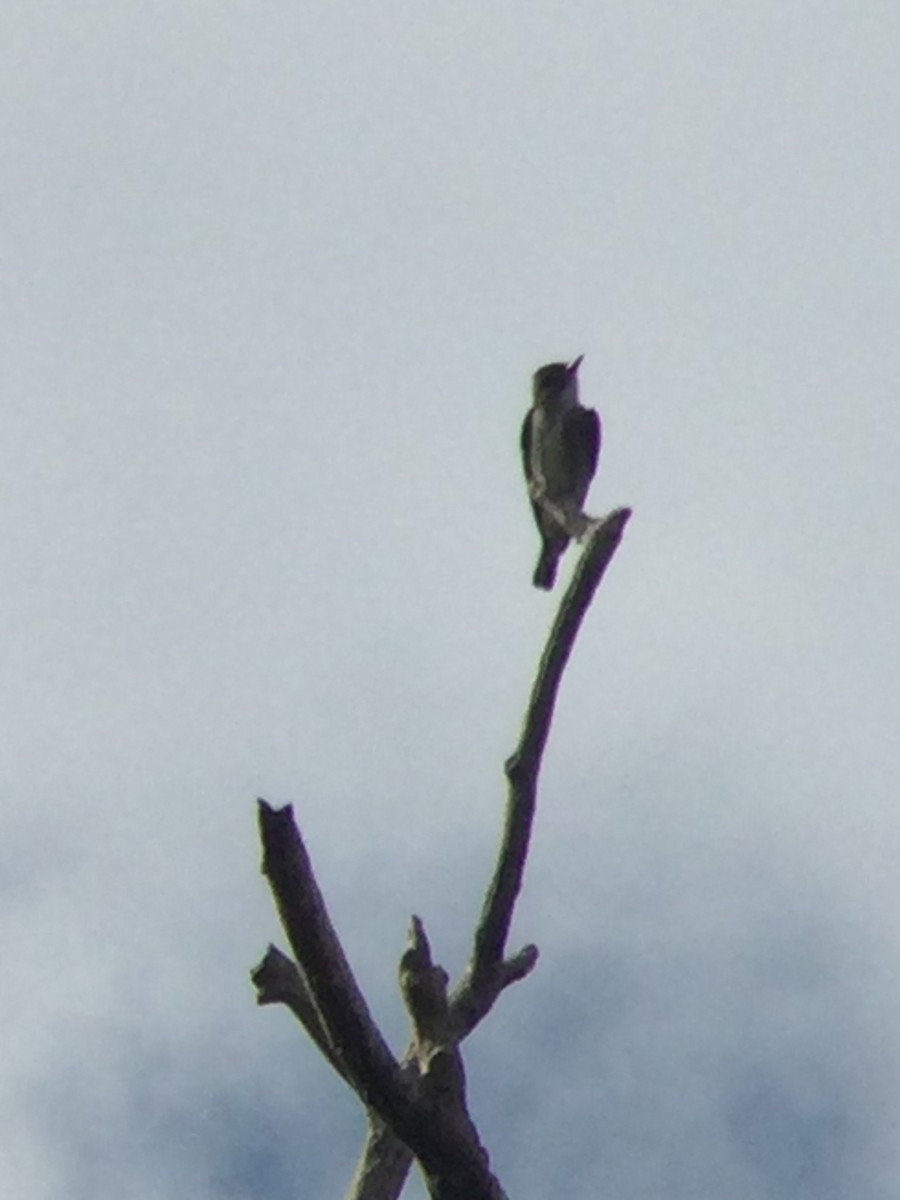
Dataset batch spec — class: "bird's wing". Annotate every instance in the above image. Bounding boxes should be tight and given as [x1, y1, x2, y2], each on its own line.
[520, 407, 534, 485]
[563, 407, 601, 496]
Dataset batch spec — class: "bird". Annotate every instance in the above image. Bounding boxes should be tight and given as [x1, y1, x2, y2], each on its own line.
[521, 355, 601, 590]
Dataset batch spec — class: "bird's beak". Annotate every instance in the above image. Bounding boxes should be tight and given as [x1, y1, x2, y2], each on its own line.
[568, 354, 584, 375]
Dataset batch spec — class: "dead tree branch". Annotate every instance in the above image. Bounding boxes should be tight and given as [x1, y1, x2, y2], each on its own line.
[252, 505, 631, 1199]
[257, 803, 506, 1199]
[451, 506, 632, 1035]
[258, 802, 412, 1124]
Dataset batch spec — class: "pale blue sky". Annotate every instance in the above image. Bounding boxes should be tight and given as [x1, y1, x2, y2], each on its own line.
[2, 3, 900, 1197]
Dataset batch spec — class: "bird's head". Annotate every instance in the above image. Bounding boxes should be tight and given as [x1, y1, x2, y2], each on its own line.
[532, 354, 583, 407]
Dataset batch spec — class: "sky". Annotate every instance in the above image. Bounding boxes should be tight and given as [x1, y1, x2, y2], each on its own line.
[2, 1, 900, 1197]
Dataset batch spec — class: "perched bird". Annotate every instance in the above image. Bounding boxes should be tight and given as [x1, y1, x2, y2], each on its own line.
[521, 355, 601, 590]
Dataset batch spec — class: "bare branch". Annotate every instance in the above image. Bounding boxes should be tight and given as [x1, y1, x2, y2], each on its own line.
[251, 944, 349, 1082]
[257, 801, 414, 1126]
[343, 1118, 415, 1200]
[469, 507, 632, 983]
[253, 507, 631, 1200]
[252, 944, 415, 1200]
[399, 917, 454, 1071]
[396, 919, 507, 1200]
[258, 808, 506, 1199]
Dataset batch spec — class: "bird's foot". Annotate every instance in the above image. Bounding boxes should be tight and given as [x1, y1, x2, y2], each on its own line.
[574, 513, 603, 543]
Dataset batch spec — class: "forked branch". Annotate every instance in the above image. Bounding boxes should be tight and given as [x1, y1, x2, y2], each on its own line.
[252, 506, 631, 1199]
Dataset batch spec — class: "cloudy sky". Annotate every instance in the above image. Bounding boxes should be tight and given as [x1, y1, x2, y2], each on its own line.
[3, 2, 900, 1197]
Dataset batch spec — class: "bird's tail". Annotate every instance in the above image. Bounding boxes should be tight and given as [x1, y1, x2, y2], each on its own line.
[532, 544, 560, 590]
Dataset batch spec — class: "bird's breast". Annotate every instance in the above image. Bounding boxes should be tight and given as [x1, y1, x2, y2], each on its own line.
[529, 408, 571, 497]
